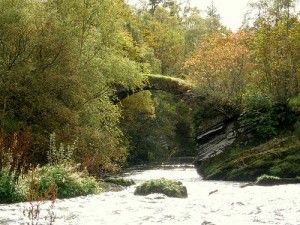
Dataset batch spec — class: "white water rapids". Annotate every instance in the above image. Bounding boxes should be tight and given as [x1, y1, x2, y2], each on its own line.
[0, 160, 299, 225]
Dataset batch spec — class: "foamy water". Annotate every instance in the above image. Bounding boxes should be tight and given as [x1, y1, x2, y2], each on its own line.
[0, 162, 299, 225]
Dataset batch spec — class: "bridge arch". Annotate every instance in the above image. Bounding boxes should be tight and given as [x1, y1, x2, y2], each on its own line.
[114, 74, 192, 103]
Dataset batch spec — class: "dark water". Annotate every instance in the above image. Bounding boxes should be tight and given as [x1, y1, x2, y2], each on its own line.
[0, 159, 299, 225]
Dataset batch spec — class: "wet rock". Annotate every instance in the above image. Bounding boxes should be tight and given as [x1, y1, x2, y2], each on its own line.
[101, 182, 125, 192]
[146, 194, 166, 200]
[208, 190, 218, 195]
[202, 221, 215, 225]
[240, 183, 254, 188]
[231, 202, 245, 206]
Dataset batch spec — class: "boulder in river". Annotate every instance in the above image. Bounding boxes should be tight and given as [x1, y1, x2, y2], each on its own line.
[134, 178, 188, 198]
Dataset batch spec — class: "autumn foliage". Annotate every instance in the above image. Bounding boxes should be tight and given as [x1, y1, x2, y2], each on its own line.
[183, 31, 253, 108]
[184, 0, 300, 110]
[0, 130, 32, 180]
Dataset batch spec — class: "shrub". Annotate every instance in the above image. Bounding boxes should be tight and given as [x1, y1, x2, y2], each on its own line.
[134, 178, 187, 198]
[21, 165, 101, 199]
[242, 91, 274, 111]
[293, 121, 300, 139]
[0, 168, 23, 203]
[48, 132, 76, 166]
[240, 103, 296, 139]
[0, 130, 32, 181]
[269, 153, 300, 177]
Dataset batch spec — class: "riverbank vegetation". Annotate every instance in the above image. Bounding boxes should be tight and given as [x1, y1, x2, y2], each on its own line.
[197, 134, 300, 181]
[190, 0, 300, 182]
[0, 133, 101, 204]
[0, 0, 300, 203]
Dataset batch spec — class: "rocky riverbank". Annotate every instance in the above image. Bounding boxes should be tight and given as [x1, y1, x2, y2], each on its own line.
[194, 108, 300, 182]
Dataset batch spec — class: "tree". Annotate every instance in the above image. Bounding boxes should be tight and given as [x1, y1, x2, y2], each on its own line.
[183, 9, 208, 55]
[205, 0, 222, 33]
[0, 0, 147, 173]
[183, 31, 253, 109]
[250, 0, 300, 102]
[0, 0, 82, 139]
[182, 1, 226, 56]
[137, 6, 185, 75]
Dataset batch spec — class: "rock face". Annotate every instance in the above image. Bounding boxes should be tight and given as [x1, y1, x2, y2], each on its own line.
[194, 116, 254, 179]
[195, 119, 238, 163]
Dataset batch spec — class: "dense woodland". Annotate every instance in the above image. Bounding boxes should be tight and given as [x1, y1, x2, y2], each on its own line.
[0, 0, 300, 203]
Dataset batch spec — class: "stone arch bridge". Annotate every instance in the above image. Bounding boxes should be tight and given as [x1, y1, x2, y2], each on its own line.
[114, 74, 194, 103]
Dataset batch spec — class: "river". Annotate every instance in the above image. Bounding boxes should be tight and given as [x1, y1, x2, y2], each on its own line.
[0, 159, 299, 225]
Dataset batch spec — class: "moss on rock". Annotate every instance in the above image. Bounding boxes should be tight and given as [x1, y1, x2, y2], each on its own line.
[255, 174, 300, 186]
[197, 135, 300, 181]
[134, 178, 187, 198]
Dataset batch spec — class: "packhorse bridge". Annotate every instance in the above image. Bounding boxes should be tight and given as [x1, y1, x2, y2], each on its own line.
[113, 74, 193, 103]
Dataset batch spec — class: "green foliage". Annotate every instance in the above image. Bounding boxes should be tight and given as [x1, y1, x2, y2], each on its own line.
[185, 1, 300, 183]
[120, 90, 195, 164]
[269, 153, 300, 177]
[21, 165, 101, 199]
[133, 3, 188, 76]
[240, 103, 296, 139]
[293, 121, 300, 139]
[289, 95, 300, 108]
[1, 0, 298, 183]
[0, 167, 23, 203]
[134, 178, 187, 198]
[242, 90, 275, 110]
[193, 101, 229, 129]
[0, 0, 149, 172]
[48, 133, 76, 166]
[249, 0, 300, 102]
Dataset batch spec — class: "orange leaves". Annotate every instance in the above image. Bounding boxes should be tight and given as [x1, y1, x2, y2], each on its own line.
[183, 31, 253, 106]
[0, 129, 32, 180]
[184, 31, 250, 76]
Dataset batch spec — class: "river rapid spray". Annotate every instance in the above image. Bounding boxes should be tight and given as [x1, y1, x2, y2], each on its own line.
[0, 158, 299, 225]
